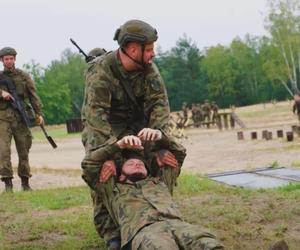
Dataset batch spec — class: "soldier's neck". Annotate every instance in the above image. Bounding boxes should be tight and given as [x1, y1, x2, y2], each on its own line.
[118, 49, 141, 72]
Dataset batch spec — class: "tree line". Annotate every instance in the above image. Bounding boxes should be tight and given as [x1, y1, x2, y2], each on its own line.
[24, 0, 300, 124]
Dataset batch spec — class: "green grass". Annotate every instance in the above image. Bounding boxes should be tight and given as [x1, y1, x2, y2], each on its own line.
[1, 175, 300, 250]
[31, 125, 80, 142]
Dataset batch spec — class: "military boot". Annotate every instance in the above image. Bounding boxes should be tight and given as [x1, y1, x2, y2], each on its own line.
[268, 240, 289, 250]
[2, 178, 13, 193]
[21, 177, 32, 191]
[106, 237, 121, 250]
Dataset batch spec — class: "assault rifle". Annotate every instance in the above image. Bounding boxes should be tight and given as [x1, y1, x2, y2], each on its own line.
[0, 77, 57, 149]
[1, 77, 30, 127]
[70, 38, 94, 63]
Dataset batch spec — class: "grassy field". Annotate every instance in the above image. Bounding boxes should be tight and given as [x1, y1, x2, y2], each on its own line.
[0, 174, 299, 250]
[30, 125, 80, 142]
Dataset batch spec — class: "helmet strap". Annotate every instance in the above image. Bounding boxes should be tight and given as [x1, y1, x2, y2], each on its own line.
[121, 44, 146, 69]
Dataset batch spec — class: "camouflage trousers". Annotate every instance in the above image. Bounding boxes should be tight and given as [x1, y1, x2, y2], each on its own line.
[0, 119, 32, 180]
[90, 189, 120, 243]
[92, 166, 180, 242]
[131, 219, 224, 250]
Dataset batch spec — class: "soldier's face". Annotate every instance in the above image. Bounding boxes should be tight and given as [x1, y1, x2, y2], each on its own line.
[1, 55, 16, 70]
[142, 43, 155, 64]
[122, 158, 147, 177]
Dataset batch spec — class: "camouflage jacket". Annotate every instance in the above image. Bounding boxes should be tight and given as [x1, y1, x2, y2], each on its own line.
[105, 177, 182, 248]
[202, 103, 211, 113]
[0, 68, 43, 122]
[81, 50, 171, 187]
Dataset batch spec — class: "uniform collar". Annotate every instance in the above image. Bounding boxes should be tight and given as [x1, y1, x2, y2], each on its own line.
[3, 67, 15, 74]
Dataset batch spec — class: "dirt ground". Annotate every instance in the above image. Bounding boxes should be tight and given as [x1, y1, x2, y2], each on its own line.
[4, 101, 300, 191]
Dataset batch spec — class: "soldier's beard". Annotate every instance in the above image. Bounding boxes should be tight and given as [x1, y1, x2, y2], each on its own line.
[123, 172, 147, 182]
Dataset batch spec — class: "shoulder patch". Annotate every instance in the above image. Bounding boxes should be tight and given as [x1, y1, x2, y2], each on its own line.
[148, 78, 161, 91]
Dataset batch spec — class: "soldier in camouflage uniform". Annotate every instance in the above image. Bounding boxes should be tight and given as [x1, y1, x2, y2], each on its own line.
[202, 99, 211, 123]
[292, 94, 300, 122]
[97, 147, 223, 250]
[211, 101, 219, 124]
[86, 48, 107, 63]
[194, 103, 203, 127]
[180, 102, 189, 127]
[81, 20, 186, 249]
[0, 47, 44, 192]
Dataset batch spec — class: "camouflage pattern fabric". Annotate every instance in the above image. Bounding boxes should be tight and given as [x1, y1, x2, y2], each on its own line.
[211, 103, 219, 124]
[0, 69, 42, 180]
[293, 100, 300, 122]
[98, 177, 223, 250]
[81, 50, 171, 188]
[81, 50, 186, 242]
[202, 102, 211, 123]
[132, 220, 224, 250]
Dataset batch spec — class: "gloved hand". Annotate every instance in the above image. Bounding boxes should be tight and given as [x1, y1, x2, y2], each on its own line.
[155, 150, 178, 168]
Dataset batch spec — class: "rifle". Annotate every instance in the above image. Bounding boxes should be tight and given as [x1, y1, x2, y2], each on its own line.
[1, 77, 30, 127]
[70, 38, 94, 63]
[0, 77, 57, 149]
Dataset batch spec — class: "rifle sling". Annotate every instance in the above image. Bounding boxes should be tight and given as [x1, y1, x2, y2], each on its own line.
[110, 53, 143, 115]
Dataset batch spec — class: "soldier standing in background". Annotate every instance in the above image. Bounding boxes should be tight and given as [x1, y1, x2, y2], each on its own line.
[292, 94, 300, 122]
[194, 103, 203, 127]
[180, 101, 188, 127]
[211, 101, 219, 124]
[0, 47, 44, 192]
[81, 20, 186, 249]
[202, 99, 211, 123]
[86, 47, 107, 62]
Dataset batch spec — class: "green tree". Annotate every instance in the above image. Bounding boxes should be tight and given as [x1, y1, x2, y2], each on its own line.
[155, 36, 206, 110]
[266, 0, 300, 94]
[201, 45, 237, 107]
[23, 49, 86, 124]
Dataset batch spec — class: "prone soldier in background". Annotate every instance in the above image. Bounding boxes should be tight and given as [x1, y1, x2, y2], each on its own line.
[0, 47, 44, 192]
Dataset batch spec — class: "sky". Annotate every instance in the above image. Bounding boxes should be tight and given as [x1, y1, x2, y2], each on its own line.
[1, 0, 269, 68]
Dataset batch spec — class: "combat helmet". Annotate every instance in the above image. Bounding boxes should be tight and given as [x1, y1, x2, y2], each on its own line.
[0, 47, 17, 57]
[113, 19, 158, 48]
[88, 48, 106, 58]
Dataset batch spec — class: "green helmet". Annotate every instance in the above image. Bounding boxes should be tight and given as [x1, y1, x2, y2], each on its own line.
[88, 48, 106, 58]
[113, 19, 158, 48]
[0, 47, 17, 57]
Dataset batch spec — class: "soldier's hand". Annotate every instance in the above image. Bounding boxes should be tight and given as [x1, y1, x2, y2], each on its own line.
[1, 90, 14, 101]
[36, 115, 44, 126]
[99, 160, 116, 183]
[155, 150, 178, 168]
[117, 135, 144, 150]
[138, 128, 162, 141]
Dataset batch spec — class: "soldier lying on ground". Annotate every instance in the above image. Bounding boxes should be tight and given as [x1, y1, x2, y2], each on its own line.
[82, 131, 186, 249]
[98, 146, 224, 250]
[97, 137, 223, 250]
